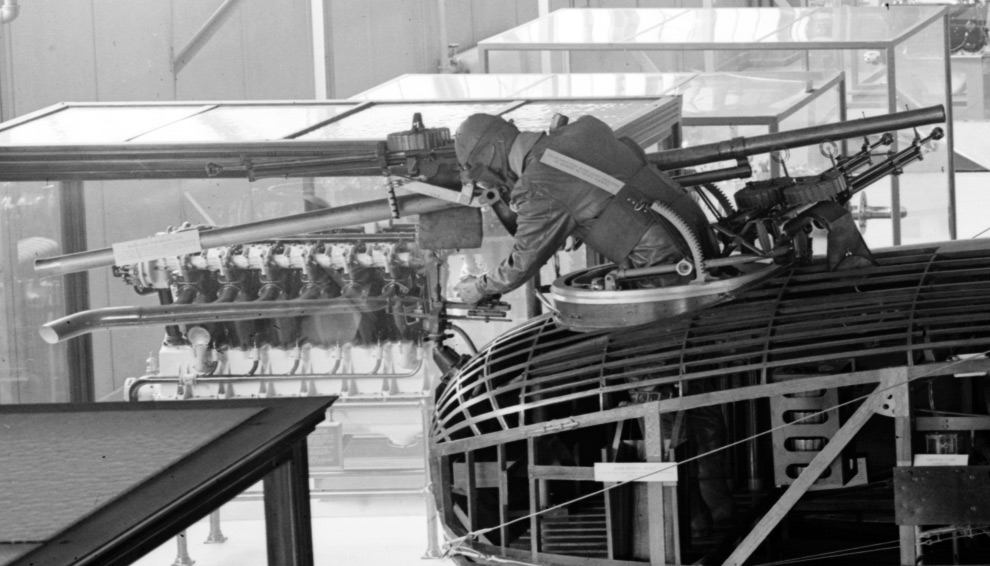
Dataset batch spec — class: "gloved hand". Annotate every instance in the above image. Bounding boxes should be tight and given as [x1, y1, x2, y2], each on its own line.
[454, 275, 486, 305]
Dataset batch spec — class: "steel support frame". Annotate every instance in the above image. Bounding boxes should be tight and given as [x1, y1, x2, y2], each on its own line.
[172, 0, 245, 75]
[59, 180, 94, 402]
[886, 45, 901, 245]
[263, 441, 316, 566]
[423, 399, 444, 558]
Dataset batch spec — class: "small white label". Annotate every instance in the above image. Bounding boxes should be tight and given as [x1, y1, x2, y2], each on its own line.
[458, 181, 475, 205]
[913, 454, 969, 467]
[402, 180, 480, 207]
[541, 149, 624, 195]
[593, 462, 678, 483]
[112, 230, 202, 266]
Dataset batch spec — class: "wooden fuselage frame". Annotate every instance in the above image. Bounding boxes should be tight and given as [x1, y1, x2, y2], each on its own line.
[430, 238, 990, 566]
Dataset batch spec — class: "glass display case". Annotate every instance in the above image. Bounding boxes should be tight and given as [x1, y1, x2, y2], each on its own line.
[0, 95, 679, 405]
[356, 70, 845, 202]
[475, 5, 956, 246]
[0, 96, 681, 563]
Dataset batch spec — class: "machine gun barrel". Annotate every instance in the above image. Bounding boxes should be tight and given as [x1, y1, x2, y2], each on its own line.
[34, 193, 458, 278]
[648, 105, 945, 170]
[829, 133, 894, 176]
[848, 127, 945, 196]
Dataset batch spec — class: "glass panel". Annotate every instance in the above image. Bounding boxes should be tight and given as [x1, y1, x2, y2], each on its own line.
[502, 100, 656, 131]
[299, 103, 509, 140]
[766, 6, 947, 44]
[808, 47, 882, 107]
[86, 177, 318, 401]
[777, 77, 843, 178]
[481, 8, 689, 45]
[355, 72, 702, 101]
[131, 105, 358, 142]
[894, 14, 951, 245]
[0, 106, 205, 145]
[628, 8, 814, 45]
[858, 178, 895, 249]
[0, 181, 69, 403]
[683, 123, 771, 181]
[956, 173, 990, 239]
[353, 74, 552, 101]
[672, 72, 817, 118]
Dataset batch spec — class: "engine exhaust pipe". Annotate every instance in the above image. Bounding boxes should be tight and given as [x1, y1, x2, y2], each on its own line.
[40, 297, 396, 344]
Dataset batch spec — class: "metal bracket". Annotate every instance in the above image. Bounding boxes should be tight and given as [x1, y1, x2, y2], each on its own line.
[785, 201, 876, 271]
[874, 390, 897, 417]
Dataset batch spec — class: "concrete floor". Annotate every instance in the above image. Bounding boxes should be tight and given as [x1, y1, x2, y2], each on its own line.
[132, 495, 453, 566]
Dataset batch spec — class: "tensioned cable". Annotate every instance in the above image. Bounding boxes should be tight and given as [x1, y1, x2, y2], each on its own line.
[442, 350, 990, 558]
[756, 525, 990, 566]
[449, 526, 990, 566]
[754, 539, 904, 566]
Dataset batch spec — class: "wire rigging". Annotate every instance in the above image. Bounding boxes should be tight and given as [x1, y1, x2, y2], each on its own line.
[442, 349, 990, 559]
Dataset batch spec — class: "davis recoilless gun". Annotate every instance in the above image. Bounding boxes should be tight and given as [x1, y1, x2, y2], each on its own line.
[36, 105, 946, 339]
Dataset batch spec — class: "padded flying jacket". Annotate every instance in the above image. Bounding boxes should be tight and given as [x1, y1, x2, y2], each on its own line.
[478, 115, 715, 296]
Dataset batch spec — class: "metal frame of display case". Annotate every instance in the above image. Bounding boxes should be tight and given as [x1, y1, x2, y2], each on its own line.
[477, 7, 947, 84]
[476, 6, 956, 244]
[0, 97, 680, 398]
[354, 71, 844, 126]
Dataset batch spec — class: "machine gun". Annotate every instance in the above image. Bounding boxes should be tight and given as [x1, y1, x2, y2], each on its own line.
[650, 106, 945, 275]
[549, 106, 946, 330]
[715, 125, 943, 271]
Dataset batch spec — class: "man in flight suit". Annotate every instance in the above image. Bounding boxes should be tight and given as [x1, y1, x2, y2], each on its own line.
[452, 112, 715, 305]
[451, 112, 734, 537]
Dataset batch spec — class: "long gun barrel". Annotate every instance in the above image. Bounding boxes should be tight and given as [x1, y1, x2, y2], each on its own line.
[34, 193, 458, 278]
[647, 105, 946, 170]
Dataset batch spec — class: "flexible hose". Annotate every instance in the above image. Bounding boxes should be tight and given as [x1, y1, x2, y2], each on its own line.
[40, 297, 392, 344]
[449, 324, 478, 355]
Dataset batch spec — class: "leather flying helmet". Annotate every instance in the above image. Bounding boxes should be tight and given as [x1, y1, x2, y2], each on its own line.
[454, 113, 519, 183]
